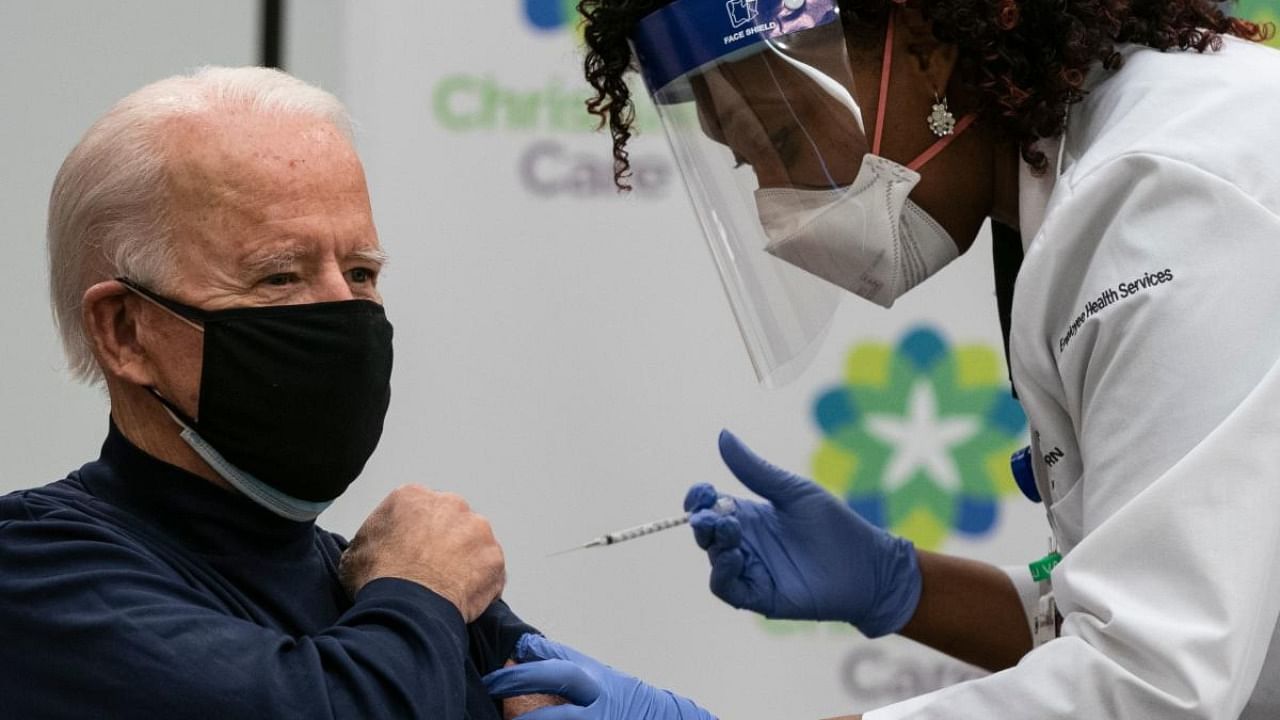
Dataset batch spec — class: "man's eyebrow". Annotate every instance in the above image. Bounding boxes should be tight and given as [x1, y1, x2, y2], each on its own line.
[240, 245, 306, 277]
[349, 247, 390, 267]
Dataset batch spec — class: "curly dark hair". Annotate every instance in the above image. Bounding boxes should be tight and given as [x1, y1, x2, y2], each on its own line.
[580, 0, 1273, 188]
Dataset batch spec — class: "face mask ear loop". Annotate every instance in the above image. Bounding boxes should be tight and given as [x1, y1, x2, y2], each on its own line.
[117, 279, 205, 333]
[871, 7, 897, 157]
[152, 392, 198, 433]
[875, 4, 975, 173]
[117, 279, 205, 430]
[907, 112, 977, 171]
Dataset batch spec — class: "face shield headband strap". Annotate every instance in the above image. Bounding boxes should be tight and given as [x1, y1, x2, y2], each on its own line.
[630, 0, 841, 94]
[872, 5, 977, 172]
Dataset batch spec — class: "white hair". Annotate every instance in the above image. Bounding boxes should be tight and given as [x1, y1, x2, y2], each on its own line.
[48, 65, 354, 384]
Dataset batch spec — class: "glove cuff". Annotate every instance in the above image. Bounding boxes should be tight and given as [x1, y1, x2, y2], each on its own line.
[856, 535, 922, 638]
[667, 690, 719, 720]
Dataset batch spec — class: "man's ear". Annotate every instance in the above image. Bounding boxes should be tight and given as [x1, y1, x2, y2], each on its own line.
[896, 5, 960, 96]
[82, 280, 160, 387]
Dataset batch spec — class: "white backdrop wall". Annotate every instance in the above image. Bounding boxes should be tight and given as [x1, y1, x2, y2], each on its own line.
[0, 0, 349, 477]
[0, 2, 1050, 717]
[0, 1, 257, 488]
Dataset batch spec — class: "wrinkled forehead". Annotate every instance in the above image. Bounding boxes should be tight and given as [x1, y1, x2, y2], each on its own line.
[160, 110, 364, 204]
[158, 114, 372, 260]
[154, 110, 378, 275]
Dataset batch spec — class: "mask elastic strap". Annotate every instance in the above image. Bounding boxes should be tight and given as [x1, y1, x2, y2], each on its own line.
[181, 427, 333, 522]
[907, 113, 977, 171]
[151, 388, 330, 522]
[117, 278, 205, 332]
[149, 388, 202, 432]
[871, 7, 897, 156]
[873, 6, 977, 172]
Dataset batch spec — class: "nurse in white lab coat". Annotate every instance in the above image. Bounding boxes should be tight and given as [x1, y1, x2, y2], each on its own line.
[484, 2, 1280, 719]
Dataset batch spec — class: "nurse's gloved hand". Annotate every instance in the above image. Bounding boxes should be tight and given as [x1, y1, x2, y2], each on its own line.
[685, 430, 921, 637]
[484, 634, 716, 720]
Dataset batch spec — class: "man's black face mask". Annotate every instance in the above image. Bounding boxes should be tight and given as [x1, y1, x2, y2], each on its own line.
[119, 278, 394, 506]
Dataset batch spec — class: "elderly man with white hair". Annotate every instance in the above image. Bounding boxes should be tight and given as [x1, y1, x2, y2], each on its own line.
[4, 65, 722, 720]
[0, 65, 554, 719]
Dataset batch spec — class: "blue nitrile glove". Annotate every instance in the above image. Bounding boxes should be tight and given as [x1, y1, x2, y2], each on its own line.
[484, 634, 716, 720]
[685, 430, 921, 637]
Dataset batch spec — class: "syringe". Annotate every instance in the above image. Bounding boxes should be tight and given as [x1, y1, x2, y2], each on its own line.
[549, 496, 737, 556]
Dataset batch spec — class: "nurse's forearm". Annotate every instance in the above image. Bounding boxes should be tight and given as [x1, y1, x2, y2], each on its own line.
[502, 694, 565, 719]
[897, 550, 1032, 672]
[500, 660, 567, 718]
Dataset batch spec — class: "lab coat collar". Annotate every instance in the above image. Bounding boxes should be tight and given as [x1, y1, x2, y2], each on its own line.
[1017, 52, 1122, 250]
[1017, 135, 1063, 251]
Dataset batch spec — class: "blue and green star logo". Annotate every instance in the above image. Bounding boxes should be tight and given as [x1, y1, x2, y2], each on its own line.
[812, 327, 1026, 550]
[524, 0, 581, 32]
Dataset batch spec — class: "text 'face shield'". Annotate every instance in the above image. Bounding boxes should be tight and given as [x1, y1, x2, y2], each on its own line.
[633, 0, 873, 386]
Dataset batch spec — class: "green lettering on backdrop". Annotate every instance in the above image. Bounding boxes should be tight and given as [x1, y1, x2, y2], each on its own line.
[433, 74, 660, 134]
[434, 74, 493, 131]
[502, 85, 543, 130]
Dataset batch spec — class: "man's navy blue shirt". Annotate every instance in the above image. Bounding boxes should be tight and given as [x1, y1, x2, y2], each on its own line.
[0, 422, 535, 718]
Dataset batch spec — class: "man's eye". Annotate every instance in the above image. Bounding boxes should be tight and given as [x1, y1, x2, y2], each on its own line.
[262, 273, 298, 287]
[348, 267, 378, 284]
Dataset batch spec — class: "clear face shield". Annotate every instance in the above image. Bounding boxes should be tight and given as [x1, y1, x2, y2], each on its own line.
[632, 0, 973, 386]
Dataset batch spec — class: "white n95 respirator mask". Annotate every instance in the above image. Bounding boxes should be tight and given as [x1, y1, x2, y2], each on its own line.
[755, 154, 958, 308]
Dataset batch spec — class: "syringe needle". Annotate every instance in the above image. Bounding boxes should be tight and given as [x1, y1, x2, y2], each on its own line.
[546, 537, 607, 558]
[547, 497, 737, 557]
[545, 545, 585, 558]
